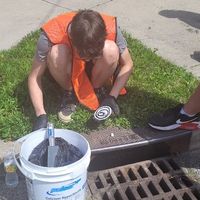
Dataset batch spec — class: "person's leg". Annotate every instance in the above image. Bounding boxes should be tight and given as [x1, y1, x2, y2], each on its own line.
[148, 84, 200, 131]
[91, 40, 119, 89]
[89, 40, 121, 116]
[183, 83, 200, 115]
[47, 44, 77, 123]
[47, 44, 72, 91]
[90, 40, 119, 103]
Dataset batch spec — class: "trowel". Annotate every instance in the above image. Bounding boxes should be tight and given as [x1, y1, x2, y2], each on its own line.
[47, 123, 59, 167]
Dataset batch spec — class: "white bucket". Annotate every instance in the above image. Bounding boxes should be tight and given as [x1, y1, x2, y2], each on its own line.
[14, 129, 91, 200]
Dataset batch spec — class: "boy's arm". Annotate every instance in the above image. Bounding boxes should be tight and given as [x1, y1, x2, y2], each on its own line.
[109, 47, 134, 98]
[28, 58, 47, 117]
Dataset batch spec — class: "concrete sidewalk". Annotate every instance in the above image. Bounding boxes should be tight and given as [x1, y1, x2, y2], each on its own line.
[0, 0, 200, 76]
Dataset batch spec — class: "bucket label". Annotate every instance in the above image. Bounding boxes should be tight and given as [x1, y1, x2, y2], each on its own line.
[45, 189, 82, 200]
[47, 178, 81, 196]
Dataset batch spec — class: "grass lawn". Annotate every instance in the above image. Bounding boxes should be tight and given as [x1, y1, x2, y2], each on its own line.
[0, 31, 198, 140]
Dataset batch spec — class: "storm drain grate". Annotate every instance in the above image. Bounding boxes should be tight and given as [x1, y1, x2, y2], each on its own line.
[88, 157, 200, 200]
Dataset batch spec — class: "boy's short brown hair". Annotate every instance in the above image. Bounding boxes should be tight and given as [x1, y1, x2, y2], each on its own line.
[70, 9, 106, 59]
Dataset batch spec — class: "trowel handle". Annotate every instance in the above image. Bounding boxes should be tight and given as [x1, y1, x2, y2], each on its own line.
[47, 123, 55, 146]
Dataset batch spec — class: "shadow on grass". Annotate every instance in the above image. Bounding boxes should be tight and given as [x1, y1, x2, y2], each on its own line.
[118, 85, 179, 129]
[14, 72, 63, 125]
[14, 74, 180, 135]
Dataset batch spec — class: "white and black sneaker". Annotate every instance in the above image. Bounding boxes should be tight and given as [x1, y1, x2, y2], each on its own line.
[58, 90, 77, 123]
[148, 104, 200, 131]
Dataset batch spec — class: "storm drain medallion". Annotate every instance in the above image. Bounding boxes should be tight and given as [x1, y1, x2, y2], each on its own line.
[94, 106, 112, 121]
[88, 157, 200, 200]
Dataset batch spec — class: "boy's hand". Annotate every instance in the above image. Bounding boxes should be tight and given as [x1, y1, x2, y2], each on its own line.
[100, 95, 120, 116]
[32, 114, 48, 131]
[87, 105, 112, 129]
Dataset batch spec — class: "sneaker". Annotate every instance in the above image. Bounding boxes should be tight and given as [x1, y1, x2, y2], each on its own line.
[148, 104, 200, 131]
[58, 90, 77, 123]
[32, 114, 48, 131]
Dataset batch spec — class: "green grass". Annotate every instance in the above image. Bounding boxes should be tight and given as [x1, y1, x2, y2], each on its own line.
[0, 31, 198, 140]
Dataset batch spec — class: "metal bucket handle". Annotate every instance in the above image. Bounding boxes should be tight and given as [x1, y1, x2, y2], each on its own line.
[13, 132, 36, 180]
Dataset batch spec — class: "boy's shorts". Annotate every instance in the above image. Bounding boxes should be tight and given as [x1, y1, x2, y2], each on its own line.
[35, 26, 127, 62]
[35, 31, 53, 62]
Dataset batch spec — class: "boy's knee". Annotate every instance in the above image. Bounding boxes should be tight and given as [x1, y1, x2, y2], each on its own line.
[103, 40, 119, 65]
[48, 44, 72, 71]
[49, 44, 71, 59]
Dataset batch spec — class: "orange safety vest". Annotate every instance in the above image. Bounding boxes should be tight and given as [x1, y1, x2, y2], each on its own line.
[42, 12, 125, 110]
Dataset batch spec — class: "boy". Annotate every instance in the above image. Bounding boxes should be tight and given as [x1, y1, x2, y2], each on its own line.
[28, 9, 133, 131]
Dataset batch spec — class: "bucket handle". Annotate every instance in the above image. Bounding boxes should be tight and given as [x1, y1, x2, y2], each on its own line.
[14, 154, 36, 180]
[13, 129, 47, 180]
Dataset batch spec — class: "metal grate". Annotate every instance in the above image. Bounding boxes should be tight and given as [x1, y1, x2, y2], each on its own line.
[88, 157, 200, 200]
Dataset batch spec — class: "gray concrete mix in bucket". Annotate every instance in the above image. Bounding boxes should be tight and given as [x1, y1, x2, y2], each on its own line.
[0, 0, 200, 199]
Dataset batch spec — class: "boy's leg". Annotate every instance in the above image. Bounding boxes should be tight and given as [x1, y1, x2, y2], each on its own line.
[47, 44, 72, 91]
[91, 40, 119, 90]
[47, 44, 77, 123]
[91, 40, 120, 116]
[184, 83, 200, 115]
